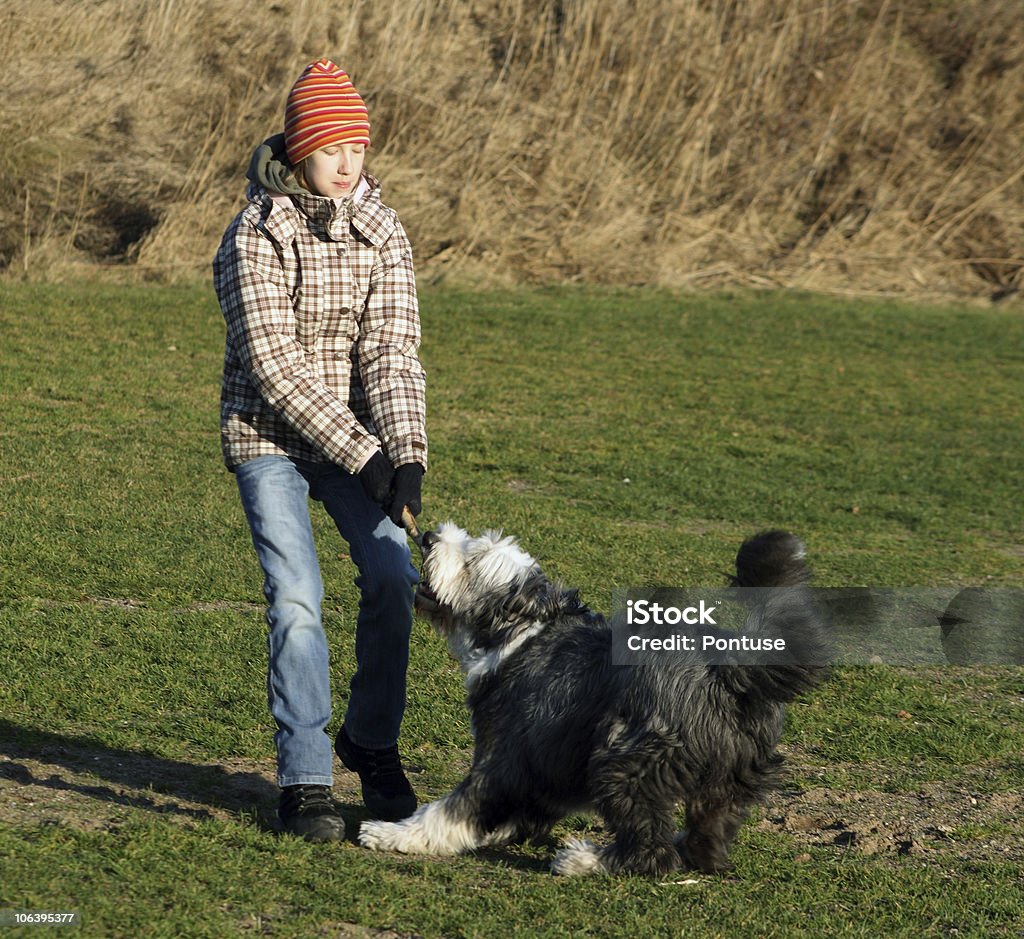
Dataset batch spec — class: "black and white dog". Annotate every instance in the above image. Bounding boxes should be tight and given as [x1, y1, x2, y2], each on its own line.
[360, 525, 830, 876]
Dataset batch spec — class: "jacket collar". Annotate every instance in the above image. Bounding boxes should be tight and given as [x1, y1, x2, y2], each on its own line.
[248, 172, 396, 249]
[245, 134, 397, 248]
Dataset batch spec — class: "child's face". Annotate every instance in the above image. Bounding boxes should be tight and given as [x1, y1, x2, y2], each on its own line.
[303, 143, 366, 198]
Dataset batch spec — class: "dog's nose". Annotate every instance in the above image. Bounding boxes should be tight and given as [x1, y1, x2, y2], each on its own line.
[421, 530, 439, 550]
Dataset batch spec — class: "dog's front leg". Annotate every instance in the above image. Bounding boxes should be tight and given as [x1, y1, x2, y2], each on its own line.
[360, 780, 513, 856]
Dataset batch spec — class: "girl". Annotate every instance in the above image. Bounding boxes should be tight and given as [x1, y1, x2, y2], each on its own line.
[213, 59, 427, 841]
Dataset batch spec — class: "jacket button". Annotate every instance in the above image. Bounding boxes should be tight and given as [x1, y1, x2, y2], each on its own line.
[340, 306, 352, 315]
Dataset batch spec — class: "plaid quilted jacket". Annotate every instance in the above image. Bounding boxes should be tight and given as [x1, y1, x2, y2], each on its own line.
[213, 173, 427, 474]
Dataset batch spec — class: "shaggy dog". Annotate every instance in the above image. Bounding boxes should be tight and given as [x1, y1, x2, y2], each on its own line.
[359, 525, 830, 876]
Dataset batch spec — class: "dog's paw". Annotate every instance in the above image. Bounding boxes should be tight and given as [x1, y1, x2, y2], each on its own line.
[551, 838, 608, 876]
[359, 820, 403, 852]
[358, 806, 467, 856]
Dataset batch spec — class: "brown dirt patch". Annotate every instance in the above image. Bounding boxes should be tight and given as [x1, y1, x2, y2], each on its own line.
[758, 774, 1023, 864]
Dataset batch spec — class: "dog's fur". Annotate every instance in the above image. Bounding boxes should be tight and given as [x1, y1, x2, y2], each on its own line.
[360, 526, 830, 876]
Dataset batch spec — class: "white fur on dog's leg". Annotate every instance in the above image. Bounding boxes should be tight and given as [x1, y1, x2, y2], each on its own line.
[359, 798, 480, 856]
[358, 818, 410, 853]
[551, 838, 609, 876]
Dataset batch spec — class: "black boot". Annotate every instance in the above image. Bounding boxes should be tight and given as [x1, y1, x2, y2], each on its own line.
[335, 727, 417, 821]
[278, 785, 347, 842]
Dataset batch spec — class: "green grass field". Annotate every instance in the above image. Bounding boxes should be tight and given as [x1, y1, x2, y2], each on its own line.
[1, 283, 1022, 937]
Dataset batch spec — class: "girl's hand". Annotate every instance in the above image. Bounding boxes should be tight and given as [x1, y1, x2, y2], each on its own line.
[388, 463, 424, 527]
[358, 451, 395, 508]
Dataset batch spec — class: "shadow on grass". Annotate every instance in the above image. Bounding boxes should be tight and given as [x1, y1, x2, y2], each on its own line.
[0, 718, 284, 831]
[2, 720, 615, 871]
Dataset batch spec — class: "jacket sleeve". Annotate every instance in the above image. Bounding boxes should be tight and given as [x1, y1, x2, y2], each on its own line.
[357, 216, 428, 470]
[214, 213, 383, 473]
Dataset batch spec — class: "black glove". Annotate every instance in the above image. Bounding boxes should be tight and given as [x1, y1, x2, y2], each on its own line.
[358, 451, 394, 508]
[387, 463, 424, 527]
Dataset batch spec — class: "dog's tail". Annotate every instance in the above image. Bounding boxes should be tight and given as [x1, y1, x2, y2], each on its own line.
[716, 530, 831, 704]
[731, 529, 810, 588]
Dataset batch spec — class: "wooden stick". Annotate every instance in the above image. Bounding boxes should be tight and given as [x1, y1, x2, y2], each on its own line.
[401, 505, 423, 547]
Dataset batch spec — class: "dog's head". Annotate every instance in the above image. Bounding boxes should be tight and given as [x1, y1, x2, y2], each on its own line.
[414, 522, 540, 634]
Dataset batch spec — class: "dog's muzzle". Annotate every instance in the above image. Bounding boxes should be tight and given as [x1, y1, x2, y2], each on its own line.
[411, 528, 443, 616]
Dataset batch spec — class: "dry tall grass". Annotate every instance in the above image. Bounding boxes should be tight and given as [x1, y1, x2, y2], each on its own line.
[3, 0, 1022, 298]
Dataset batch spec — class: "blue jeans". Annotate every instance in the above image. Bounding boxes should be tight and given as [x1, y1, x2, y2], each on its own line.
[235, 455, 418, 788]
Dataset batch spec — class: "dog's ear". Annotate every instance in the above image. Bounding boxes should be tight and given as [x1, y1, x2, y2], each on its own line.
[501, 573, 584, 624]
[558, 587, 586, 616]
[494, 570, 555, 624]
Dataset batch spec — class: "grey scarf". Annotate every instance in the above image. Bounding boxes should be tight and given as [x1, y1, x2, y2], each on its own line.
[246, 133, 307, 196]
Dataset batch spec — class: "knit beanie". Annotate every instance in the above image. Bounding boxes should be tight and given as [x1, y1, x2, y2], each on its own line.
[284, 59, 370, 166]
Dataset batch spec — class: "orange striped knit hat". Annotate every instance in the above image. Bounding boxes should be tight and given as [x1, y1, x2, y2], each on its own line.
[284, 59, 370, 165]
